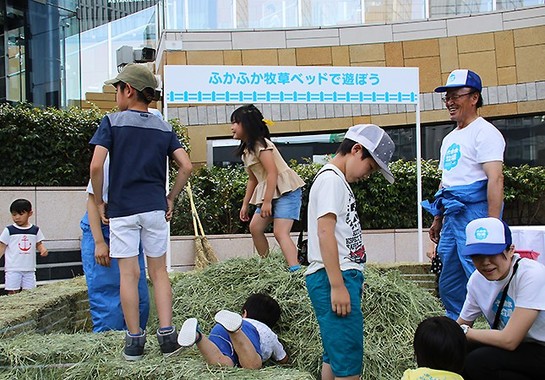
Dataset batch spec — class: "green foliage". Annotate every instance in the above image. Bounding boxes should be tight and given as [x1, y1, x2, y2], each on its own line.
[503, 164, 545, 225]
[0, 103, 189, 186]
[171, 165, 251, 235]
[0, 103, 102, 186]
[349, 159, 440, 229]
[171, 160, 545, 235]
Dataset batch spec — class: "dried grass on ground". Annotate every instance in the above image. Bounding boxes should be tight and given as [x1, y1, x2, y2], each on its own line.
[0, 254, 443, 379]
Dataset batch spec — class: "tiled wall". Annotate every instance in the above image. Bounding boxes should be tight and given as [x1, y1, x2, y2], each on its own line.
[0, 187, 424, 266]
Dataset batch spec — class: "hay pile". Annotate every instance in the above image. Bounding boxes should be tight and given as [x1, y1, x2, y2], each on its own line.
[0, 254, 443, 379]
[0, 331, 312, 379]
[169, 253, 443, 379]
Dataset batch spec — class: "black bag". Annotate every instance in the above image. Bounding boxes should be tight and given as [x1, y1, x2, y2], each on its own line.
[297, 231, 309, 266]
[430, 251, 442, 274]
[296, 168, 339, 266]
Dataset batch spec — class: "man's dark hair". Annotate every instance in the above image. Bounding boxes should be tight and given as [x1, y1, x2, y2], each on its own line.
[336, 139, 372, 159]
[117, 82, 155, 105]
[10, 199, 32, 214]
[242, 293, 281, 328]
[476, 92, 483, 108]
[413, 316, 466, 373]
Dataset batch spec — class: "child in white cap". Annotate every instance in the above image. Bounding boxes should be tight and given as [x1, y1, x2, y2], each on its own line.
[305, 124, 395, 380]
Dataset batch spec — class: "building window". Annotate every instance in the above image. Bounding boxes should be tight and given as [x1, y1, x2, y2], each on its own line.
[210, 114, 545, 167]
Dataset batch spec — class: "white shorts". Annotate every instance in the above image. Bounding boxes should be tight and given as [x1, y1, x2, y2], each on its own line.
[5, 271, 36, 290]
[109, 210, 168, 258]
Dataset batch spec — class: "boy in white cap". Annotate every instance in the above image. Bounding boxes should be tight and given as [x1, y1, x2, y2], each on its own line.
[423, 69, 505, 320]
[89, 63, 193, 360]
[457, 217, 545, 379]
[305, 124, 395, 380]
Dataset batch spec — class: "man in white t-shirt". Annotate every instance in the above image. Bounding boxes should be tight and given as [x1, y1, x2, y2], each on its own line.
[425, 69, 505, 320]
[457, 217, 545, 379]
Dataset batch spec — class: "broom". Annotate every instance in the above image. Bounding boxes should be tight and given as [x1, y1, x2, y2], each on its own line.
[186, 182, 218, 269]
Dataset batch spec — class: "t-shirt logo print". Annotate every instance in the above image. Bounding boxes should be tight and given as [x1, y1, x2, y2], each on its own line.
[444, 143, 461, 171]
[345, 195, 366, 264]
[475, 227, 488, 240]
[18, 235, 32, 253]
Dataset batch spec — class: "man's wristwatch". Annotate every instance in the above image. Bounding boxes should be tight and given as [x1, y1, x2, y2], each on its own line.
[460, 324, 470, 335]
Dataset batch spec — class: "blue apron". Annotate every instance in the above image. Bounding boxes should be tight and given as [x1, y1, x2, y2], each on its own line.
[422, 180, 489, 320]
[80, 212, 150, 332]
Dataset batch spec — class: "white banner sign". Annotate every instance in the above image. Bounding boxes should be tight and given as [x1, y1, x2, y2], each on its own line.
[164, 65, 419, 104]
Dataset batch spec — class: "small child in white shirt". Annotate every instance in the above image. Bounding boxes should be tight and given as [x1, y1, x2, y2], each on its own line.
[178, 293, 288, 369]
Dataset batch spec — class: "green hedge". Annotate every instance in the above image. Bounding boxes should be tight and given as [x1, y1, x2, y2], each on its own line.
[170, 161, 545, 235]
[0, 103, 189, 186]
[1, 103, 544, 233]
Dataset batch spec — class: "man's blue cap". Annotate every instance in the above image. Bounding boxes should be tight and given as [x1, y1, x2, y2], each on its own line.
[434, 69, 482, 93]
[463, 217, 512, 256]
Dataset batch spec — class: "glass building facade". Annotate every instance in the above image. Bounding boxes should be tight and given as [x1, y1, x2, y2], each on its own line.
[0, 0, 158, 108]
[160, 0, 544, 30]
[0, 0, 80, 107]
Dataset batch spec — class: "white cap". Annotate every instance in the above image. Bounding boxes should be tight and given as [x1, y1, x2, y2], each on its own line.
[344, 124, 395, 184]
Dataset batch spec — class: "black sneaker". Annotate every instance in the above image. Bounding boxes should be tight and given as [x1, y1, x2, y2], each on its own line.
[123, 330, 146, 361]
[157, 327, 182, 358]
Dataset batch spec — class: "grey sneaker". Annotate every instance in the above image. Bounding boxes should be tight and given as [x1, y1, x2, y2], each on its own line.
[214, 310, 242, 333]
[178, 318, 199, 347]
[123, 330, 146, 361]
[157, 327, 182, 358]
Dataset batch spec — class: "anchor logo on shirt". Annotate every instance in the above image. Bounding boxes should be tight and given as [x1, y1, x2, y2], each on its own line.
[18, 235, 32, 252]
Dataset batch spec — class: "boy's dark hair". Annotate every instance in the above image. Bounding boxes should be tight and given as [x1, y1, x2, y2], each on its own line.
[242, 293, 281, 328]
[117, 82, 155, 105]
[413, 316, 466, 373]
[10, 199, 32, 214]
[232, 104, 271, 157]
[336, 138, 372, 159]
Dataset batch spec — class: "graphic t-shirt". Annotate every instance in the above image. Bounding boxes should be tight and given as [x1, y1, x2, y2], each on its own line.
[0, 224, 45, 271]
[439, 117, 505, 188]
[305, 164, 365, 275]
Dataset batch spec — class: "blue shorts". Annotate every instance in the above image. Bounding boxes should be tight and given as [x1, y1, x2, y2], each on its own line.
[306, 268, 364, 378]
[208, 320, 262, 366]
[255, 188, 302, 220]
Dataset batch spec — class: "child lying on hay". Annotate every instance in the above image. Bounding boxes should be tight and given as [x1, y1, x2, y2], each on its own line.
[177, 293, 288, 369]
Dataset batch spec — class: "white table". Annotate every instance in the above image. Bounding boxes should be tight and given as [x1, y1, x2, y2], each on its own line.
[510, 226, 545, 266]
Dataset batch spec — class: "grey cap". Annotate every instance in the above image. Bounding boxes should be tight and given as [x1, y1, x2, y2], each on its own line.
[344, 124, 396, 184]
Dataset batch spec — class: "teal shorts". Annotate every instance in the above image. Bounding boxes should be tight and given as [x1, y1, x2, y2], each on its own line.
[306, 268, 364, 377]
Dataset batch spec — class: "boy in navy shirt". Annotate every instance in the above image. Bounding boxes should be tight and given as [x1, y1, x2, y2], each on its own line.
[90, 64, 192, 360]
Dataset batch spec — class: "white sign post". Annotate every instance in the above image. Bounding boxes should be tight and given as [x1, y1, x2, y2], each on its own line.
[163, 65, 424, 265]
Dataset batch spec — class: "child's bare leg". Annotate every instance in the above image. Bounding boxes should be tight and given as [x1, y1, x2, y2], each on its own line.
[322, 363, 334, 380]
[273, 218, 299, 267]
[196, 335, 235, 367]
[321, 363, 359, 380]
[249, 213, 272, 257]
[228, 329, 262, 369]
[146, 254, 173, 328]
[118, 256, 141, 334]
